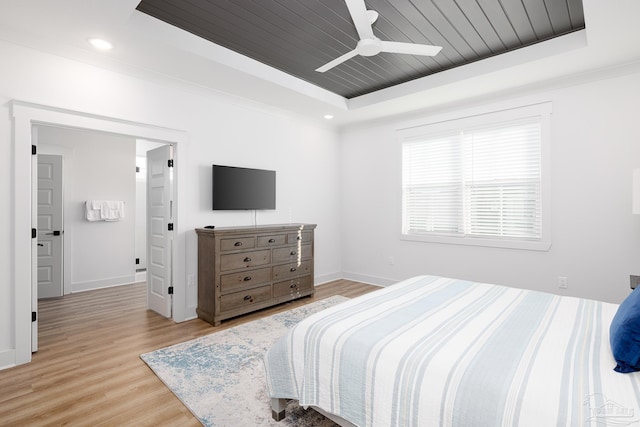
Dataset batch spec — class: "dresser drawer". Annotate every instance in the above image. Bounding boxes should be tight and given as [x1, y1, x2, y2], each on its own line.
[220, 267, 271, 293]
[257, 234, 286, 247]
[220, 285, 271, 312]
[272, 260, 312, 281]
[220, 249, 270, 271]
[286, 230, 313, 244]
[272, 244, 312, 263]
[273, 276, 313, 298]
[220, 237, 255, 252]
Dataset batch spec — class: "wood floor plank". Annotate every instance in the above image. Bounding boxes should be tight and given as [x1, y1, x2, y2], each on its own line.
[0, 279, 378, 426]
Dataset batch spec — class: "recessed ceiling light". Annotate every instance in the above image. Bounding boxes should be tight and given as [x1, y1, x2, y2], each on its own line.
[324, 114, 334, 120]
[88, 38, 113, 51]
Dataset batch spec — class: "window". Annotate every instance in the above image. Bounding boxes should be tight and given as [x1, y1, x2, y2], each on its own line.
[400, 103, 551, 251]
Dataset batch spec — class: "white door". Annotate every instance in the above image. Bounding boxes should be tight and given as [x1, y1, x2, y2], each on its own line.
[147, 145, 173, 318]
[37, 155, 63, 299]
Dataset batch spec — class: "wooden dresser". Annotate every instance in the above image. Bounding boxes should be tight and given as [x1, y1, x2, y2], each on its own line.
[196, 223, 316, 326]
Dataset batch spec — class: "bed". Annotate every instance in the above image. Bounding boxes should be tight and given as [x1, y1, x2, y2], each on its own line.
[264, 275, 640, 427]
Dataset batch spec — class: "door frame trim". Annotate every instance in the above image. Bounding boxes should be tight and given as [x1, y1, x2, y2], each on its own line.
[10, 100, 188, 367]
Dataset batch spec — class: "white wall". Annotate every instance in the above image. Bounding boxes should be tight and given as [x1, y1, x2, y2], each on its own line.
[0, 40, 342, 366]
[340, 68, 640, 304]
[39, 125, 136, 292]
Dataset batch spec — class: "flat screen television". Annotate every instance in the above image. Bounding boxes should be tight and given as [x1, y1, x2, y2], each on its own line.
[212, 165, 276, 210]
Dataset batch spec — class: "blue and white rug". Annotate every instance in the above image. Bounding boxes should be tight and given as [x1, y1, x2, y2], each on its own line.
[140, 296, 348, 426]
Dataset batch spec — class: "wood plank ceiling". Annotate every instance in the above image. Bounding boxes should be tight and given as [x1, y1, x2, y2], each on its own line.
[136, 0, 585, 99]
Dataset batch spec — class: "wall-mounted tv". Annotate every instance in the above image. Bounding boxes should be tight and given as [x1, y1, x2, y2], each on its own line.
[212, 165, 276, 210]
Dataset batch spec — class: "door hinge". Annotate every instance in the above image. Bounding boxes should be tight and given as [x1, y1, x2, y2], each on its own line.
[32, 145, 37, 155]
[168, 159, 174, 168]
[168, 286, 174, 295]
[168, 223, 174, 231]
[32, 228, 37, 238]
[32, 311, 37, 322]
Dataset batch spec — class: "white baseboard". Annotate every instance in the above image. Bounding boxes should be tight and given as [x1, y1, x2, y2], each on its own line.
[340, 272, 396, 287]
[72, 275, 137, 293]
[0, 349, 16, 371]
[313, 271, 395, 288]
[314, 272, 342, 286]
[135, 271, 147, 283]
[181, 313, 198, 322]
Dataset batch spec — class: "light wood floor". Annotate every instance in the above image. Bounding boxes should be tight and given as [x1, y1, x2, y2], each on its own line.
[0, 279, 378, 426]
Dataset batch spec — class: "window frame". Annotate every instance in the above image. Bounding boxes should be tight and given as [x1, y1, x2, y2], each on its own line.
[398, 102, 552, 251]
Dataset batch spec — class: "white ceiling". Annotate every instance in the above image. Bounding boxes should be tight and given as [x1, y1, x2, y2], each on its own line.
[0, 0, 639, 128]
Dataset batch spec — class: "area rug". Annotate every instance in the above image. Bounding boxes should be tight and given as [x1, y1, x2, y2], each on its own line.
[140, 296, 348, 426]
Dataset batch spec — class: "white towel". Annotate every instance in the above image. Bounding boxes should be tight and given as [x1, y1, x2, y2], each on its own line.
[85, 200, 125, 221]
[85, 201, 101, 221]
[101, 200, 125, 221]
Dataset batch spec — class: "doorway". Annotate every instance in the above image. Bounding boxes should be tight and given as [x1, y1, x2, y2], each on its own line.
[36, 133, 170, 300]
[11, 101, 187, 366]
[36, 126, 140, 297]
[33, 125, 176, 350]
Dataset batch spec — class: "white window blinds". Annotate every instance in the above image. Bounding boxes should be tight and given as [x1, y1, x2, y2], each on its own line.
[402, 116, 543, 244]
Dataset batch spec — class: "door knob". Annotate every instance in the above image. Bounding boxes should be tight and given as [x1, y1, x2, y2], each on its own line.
[45, 230, 61, 236]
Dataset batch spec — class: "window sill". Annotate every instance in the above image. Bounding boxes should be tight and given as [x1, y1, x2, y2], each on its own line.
[400, 232, 551, 252]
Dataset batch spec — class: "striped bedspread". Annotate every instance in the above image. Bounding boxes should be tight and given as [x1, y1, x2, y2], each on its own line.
[264, 276, 640, 427]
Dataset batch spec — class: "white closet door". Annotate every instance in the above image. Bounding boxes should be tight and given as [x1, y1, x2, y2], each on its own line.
[146, 145, 173, 318]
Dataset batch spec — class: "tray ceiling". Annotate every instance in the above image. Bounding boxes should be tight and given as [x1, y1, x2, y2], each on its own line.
[136, 0, 585, 99]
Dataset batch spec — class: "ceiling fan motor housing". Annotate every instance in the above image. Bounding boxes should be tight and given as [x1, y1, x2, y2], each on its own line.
[357, 38, 382, 56]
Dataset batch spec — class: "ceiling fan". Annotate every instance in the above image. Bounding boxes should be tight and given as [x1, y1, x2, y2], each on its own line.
[315, 0, 443, 73]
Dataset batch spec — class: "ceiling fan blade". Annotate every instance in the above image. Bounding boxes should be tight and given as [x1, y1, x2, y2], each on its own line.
[380, 41, 442, 56]
[315, 49, 358, 73]
[345, 0, 375, 40]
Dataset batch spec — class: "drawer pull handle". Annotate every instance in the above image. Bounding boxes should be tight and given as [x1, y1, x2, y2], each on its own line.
[243, 295, 252, 301]
[290, 267, 297, 272]
[243, 276, 252, 282]
[234, 242, 243, 247]
[290, 284, 298, 289]
[268, 238, 275, 243]
[244, 257, 252, 262]
[290, 251, 297, 256]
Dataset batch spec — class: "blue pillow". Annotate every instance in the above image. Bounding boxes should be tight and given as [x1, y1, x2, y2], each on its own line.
[610, 288, 640, 373]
